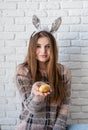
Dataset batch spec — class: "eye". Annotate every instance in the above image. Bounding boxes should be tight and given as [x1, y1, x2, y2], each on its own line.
[46, 45, 51, 48]
[36, 45, 41, 48]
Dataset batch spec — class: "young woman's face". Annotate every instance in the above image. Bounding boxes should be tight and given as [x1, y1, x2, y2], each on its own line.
[36, 37, 51, 63]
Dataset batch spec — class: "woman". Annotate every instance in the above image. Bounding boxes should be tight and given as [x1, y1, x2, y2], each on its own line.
[15, 15, 71, 130]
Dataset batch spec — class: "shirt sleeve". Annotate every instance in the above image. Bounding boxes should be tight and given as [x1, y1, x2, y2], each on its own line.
[16, 65, 45, 112]
[53, 65, 71, 130]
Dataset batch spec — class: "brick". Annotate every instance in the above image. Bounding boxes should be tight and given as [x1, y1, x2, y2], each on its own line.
[80, 55, 88, 61]
[16, 47, 27, 54]
[58, 25, 70, 32]
[5, 83, 16, 91]
[69, 9, 88, 16]
[61, 2, 83, 9]
[0, 90, 5, 96]
[18, 2, 39, 9]
[47, 10, 68, 17]
[0, 3, 16, 9]
[0, 98, 7, 104]
[0, 17, 14, 25]
[59, 47, 80, 54]
[16, 104, 21, 110]
[5, 0, 25, 1]
[70, 62, 81, 69]
[71, 40, 88, 46]
[58, 40, 70, 47]
[71, 70, 82, 76]
[81, 62, 88, 68]
[5, 91, 15, 97]
[15, 32, 30, 40]
[69, 9, 83, 16]
[0, 25, 3, 31]
[5, 40, 26, 47]
[84, 1, 88, 8]
[0, 118, 16, 125]
[82, 106, 88, 112]
[6, 54, 25, 61]
[40, 2, 60, 9]
[1, 125, 16, 130]
[25, 10, 47, 17]
[0, 69, 5, 75]
[62, 17, 80, 24]
[6, 111, 20, 118]
[70, 106, 81, 112]
[15, 17, 31, 24]
[0, 62, 16, 68]
[5, 25, 25, 32]
[79, 91, 88, 98]
[81, 47, 88, 54]
[0, 56, 4, 61]
[0, 40, 4, 47]
[72, 77, 81, 84]
[0, 47, 15, 55]
[25, 25, 35, 32]
[81, 77, 88, 83]
[81, 69, 88, 76]
[7, 97, 20, 104]
[0, 104, 16, 111]
[0, 33, 14, 40]
[71, 113, 88, 119]
[81, 17, 88, 24]
[71, 91, 79, 98]
[3, 10, 24, 17]
[0, 112, 5, 117]
[58, 33, 79, 40]
[59, 54, 70, 62]
[72, 84, 88, 91]
[78, 120, 88, 123]
[71, 120, 78, 124]
[70, 25, 88, 32]
[70, 54, 88, 61]
[80, 35, 87, 43]
[71, 98, 88, 105]
[33, 0, 47, 1]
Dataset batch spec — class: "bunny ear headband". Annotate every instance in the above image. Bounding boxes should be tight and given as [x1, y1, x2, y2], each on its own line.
[32, 15, 62, 36]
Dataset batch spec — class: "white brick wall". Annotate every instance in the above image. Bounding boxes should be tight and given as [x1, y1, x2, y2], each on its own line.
[0, 0, 88, 129]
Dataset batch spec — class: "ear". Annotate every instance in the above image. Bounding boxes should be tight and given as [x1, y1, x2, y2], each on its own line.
[50, 17, 62, 33]
[32, 15, 41, 29]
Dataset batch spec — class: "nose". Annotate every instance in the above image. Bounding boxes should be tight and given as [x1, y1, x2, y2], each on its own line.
[41, 47, 46, 53]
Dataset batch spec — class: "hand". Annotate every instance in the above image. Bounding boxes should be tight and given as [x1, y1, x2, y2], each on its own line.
[32, 81, 51, 97]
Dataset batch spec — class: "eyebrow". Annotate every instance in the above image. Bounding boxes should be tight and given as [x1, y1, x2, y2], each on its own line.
[36, 43, 51, 45]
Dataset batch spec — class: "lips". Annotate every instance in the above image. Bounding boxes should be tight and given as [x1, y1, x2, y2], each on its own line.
[40, 55, 47, 58]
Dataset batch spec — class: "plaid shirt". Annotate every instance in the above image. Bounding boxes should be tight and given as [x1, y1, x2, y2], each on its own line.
[16, 63, 71, 130]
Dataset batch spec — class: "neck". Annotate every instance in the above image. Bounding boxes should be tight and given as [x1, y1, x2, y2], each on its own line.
[38, 62, 47, 70]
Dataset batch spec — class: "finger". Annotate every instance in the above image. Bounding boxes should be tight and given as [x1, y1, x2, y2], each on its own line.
[36, 81, 45, 86]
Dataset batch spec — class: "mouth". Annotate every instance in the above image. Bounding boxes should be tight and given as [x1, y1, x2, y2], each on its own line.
[40, 55, 47, 58]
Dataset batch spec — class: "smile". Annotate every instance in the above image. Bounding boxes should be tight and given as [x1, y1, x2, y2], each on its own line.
[40, 55, 47, 58]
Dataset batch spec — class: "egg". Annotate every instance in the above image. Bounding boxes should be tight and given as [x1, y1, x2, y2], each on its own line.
[39, 84, 50, 93]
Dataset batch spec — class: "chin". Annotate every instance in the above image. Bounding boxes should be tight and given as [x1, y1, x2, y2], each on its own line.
[37, 57, 50, 63]
[38, 59, 49, 63]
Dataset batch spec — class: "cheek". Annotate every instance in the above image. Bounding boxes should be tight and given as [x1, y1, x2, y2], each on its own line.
[36, 50, 40, 58]
[47, 49, 51, 55]
[36, 49, 39, 55]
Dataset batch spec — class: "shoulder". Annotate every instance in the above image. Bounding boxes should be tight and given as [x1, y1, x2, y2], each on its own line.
[57, 63, 71, 82]
[16, 63, 30, 76]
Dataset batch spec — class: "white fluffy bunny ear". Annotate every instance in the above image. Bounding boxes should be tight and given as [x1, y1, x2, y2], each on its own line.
[50, 17, 62, 33]
[32, 15, 41, 29]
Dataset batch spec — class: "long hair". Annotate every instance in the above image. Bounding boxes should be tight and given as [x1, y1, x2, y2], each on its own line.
[23, 31, 66, 101]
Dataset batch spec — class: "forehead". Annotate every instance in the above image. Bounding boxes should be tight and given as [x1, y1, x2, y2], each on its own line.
[37, 37, 51, 45]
